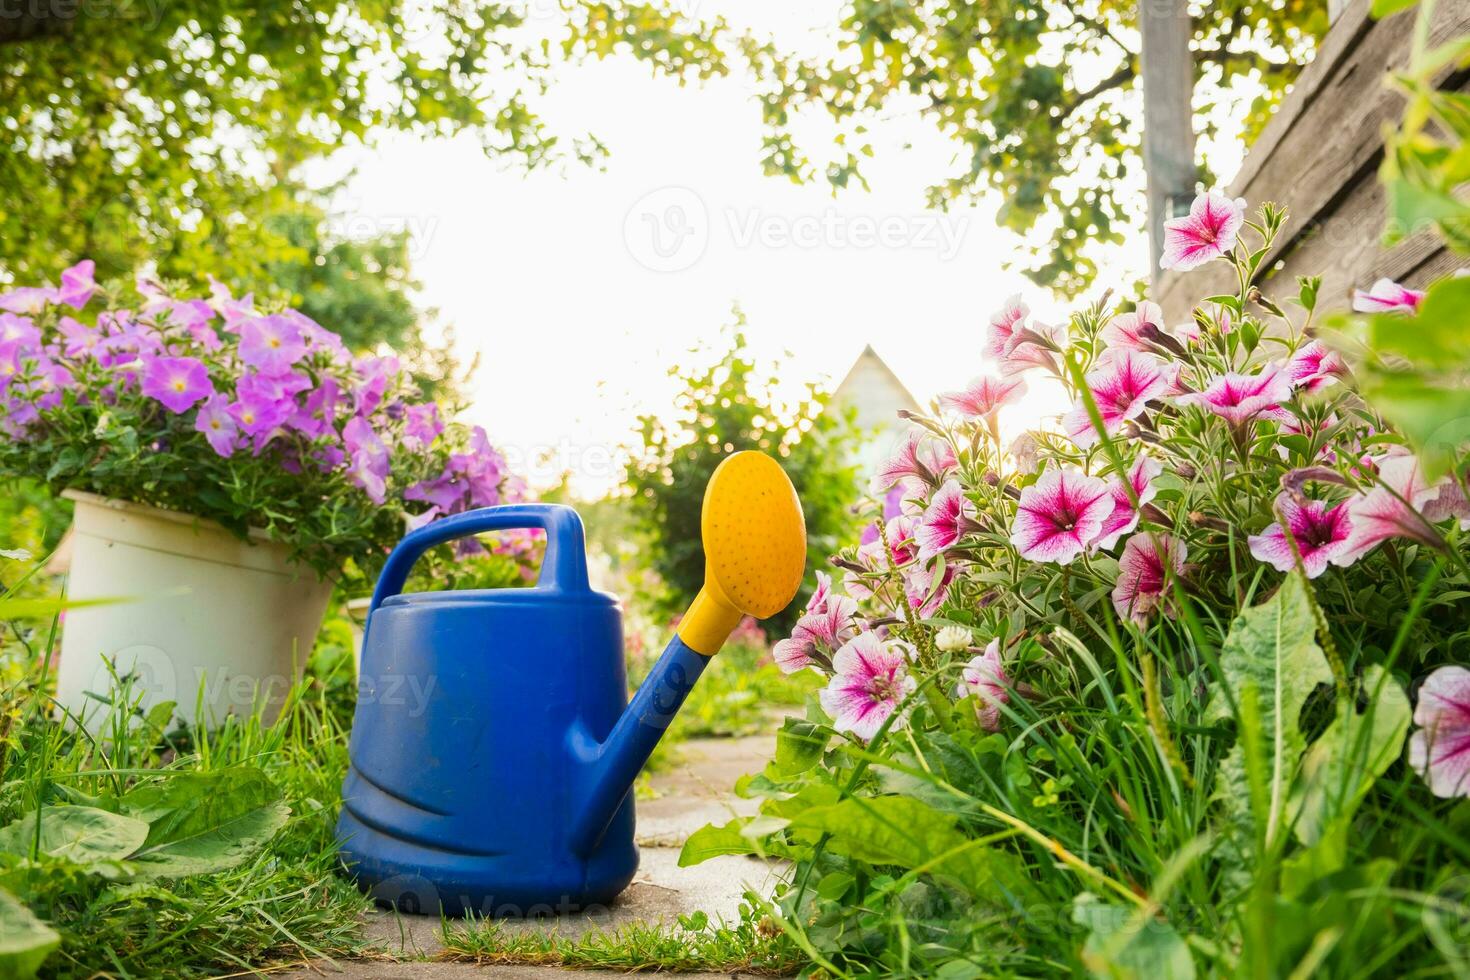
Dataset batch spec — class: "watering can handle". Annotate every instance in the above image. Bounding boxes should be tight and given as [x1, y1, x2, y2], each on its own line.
[369, 504, 590, 613]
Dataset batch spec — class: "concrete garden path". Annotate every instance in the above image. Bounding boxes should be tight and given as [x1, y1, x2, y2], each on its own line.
[272, 733, 785, 978]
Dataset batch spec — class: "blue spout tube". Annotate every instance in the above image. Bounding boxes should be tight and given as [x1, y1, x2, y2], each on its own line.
[569, 636, 709, 855]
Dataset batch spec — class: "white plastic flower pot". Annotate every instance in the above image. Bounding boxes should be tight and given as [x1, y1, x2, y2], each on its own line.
[55, 491, 334, 731]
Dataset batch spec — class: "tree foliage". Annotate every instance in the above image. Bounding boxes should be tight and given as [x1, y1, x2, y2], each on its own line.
[625, 321, 863, 633]
[4, 1, 1328, 303]
[0, 0, 593, 287]
[567, 0, 1330, 295]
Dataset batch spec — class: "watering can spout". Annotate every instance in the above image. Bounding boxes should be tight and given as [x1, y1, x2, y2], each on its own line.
[568, 452, 806, 855]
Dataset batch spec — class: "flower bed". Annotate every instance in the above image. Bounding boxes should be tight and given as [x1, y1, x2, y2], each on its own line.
[684, 195, 1470, 976]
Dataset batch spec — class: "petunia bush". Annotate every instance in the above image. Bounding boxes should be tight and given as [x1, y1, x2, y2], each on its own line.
[0, 264, 523, 576]
[685, 194, 1470, 976]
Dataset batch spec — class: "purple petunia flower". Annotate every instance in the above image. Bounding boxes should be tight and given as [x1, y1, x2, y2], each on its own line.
[229, 385, 293, 437]
[0, 286, 58, 315]
[57, 317, 103, 358]
[238, 315, 307, 373]
[207, 277, 256, 325]
[0, 314, 40, 351]
[290, 377, 341, 438]
[57, 260, 97, 310]
[352, 354, 400, 416]
[401, 403, 444, 450]
[194, 394, 241, 457]
[141, 355, 214, 414]
[344, 415, 391, 504]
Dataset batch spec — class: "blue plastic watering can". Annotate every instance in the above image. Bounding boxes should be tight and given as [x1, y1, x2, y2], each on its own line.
[337, 451, 806, 916]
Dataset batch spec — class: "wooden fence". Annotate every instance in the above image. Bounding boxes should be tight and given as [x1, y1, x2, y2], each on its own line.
[1155, 0, 1470, 322]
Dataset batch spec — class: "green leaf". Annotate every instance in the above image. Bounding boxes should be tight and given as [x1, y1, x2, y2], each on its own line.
[1384, 178, 1470, 245]
[1209, 575, 1333, 854]
[122, 768, 290, 877]
[1289, 665, 1411, 845]
[1358, 368, 1470, 480]
[1371, 0, 1418, 18]
[0, 888, 59, 980]
[787, 795, 1035, 902]
[0, 806, 148, 865]
[1073, 893, 1196, 980]
[679, 818, 759, 866]
[771, 718, 831, 777]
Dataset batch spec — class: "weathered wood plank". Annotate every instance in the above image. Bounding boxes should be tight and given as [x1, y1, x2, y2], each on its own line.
[1156, 0, 1470, 321]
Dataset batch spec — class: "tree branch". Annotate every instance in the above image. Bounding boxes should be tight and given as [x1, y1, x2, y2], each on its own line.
[1062, 63, 1136, 119]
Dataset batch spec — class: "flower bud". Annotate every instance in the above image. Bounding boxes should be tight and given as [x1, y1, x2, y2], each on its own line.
[935, 625, 972, 653]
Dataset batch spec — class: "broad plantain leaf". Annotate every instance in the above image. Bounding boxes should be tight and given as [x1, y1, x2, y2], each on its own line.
[1289, 665, 1411, 845]
[787, 795, 1036, 903]
[0, 887, 59, 980]
[0, 806, 148, 865]
[1073, 893, 1196, 980]
[1209, 574, 1332, 855]
[122, 768, 290, 877]
[679, 817, 758, 866]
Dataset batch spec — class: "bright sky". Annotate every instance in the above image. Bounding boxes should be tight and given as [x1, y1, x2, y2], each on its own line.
[323, 1, 1250, 498]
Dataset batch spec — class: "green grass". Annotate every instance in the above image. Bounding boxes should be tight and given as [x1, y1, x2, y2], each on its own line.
[0, 598, 372, 979]
[440, 903, 803, 975]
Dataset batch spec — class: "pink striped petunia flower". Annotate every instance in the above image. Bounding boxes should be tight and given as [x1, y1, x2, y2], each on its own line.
[984, 295, 1062, 375]
[1063, 349, 1171, 448]
[870, 429, 956, 495]
[773, 593, 860, 675]
[1160, 191, 1246, 271]
[1112, 533, 1188, 625]
[1010, 466, 1115, 564]
[1408, 665, 1470, 799]
[956, 638, 1011, 732]
[1100, 301, 1166, 352]
[1343, 454, 1446, 559]
[1247, 494, 1357, 578]
[1176, 365, 1292, 428]
[819, 633, 917, 740]
[1093, 454, 1163, 552]
[1286, 341, 1347, 394]
[1351, 277, 1425, 314]
[938, 375, 1026, 420]
[983, 295, 1030, 364]
[915, 479, 978, 561]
